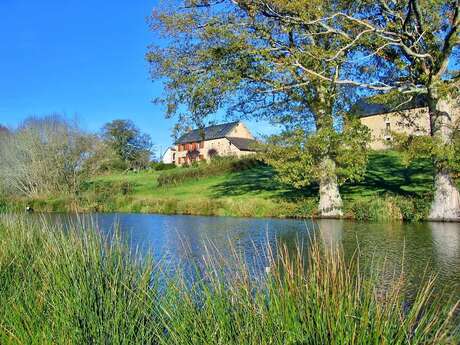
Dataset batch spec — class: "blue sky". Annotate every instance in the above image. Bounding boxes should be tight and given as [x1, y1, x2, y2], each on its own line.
[0, 0, 276, 157]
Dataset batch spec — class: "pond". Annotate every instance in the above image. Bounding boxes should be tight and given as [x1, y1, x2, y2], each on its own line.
[41, 213, 460, 300]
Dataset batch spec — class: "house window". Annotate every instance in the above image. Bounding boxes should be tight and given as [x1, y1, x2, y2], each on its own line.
[385, 122, 391, 141]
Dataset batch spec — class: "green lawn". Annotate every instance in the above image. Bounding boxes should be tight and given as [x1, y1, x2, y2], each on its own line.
[92, 151, 436, 202]
[21, 151, 459, 220]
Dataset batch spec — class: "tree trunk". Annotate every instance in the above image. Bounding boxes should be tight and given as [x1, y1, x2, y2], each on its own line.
[428, 96, 460, 221]
[318, 157, 343, 218]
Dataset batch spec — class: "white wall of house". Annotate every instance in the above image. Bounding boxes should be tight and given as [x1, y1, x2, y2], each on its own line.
[162, 148, 176, 164]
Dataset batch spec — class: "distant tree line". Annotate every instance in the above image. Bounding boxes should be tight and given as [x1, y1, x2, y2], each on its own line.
[0, 116, 152, 198]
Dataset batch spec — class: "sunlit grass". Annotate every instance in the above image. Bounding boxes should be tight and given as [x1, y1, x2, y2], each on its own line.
[0, 215, 458, 344]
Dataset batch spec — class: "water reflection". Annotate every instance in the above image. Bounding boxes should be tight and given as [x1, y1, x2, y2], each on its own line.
[316, 219, 343, 248]
[35, 213, 460, 300]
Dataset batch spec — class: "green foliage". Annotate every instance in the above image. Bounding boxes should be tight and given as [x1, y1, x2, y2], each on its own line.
[346, 194, 431, 222]
[262, 118, 370, 189]
[0, 215, 158, 344]
[148, 0, 368, 208]
[149, 162, 176, 171]
[0, 199, 7, 213]
[102, 119, 152, 170]
[2, 215, 457, 344]
[393, 132, 460, 174]
[158, 157, 261, 187]
[346, 197, 401, 222]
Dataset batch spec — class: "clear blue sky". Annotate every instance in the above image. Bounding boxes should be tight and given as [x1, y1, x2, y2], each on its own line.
[0, 0, 276, 158]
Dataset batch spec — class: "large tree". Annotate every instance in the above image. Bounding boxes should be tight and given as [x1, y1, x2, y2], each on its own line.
[273, 0, 459, 220]
[148, 0, 370, 217]
[102, 120, 153, 170]
[0, 115, 91, 197]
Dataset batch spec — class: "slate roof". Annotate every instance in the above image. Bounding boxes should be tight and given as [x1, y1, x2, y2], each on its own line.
[353, 95, 428, 118]
[227, 137, 259, 151]
[176, 121, 240, 144]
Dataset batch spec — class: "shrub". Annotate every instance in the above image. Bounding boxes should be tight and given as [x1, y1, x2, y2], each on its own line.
[346, 196, 402, 222]
[391, 194, 431, 222]
[158, 157, 261, 187]
[150, 162, 176, 171]
[345, 194, 432, 222]
[79, 180, 134, 196]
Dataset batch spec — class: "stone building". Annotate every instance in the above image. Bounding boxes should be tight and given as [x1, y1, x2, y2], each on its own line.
[356, 97, 432, 150]
[173, 121, 258, 165]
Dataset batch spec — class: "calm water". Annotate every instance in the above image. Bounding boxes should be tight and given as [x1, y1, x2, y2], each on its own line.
[42, 213, 460, 300]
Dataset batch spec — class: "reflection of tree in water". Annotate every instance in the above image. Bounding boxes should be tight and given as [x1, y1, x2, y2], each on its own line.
[316, 219, 344, 249]
[429, 222, 460, 291]
[32, 213, 460, 303]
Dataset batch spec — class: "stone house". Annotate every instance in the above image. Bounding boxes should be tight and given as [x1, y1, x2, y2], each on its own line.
[173, 121, 258, 165]
[356, 96, 433, 150]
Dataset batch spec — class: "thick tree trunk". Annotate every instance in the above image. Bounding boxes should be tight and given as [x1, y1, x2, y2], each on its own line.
[318, 157, 343, 218]
[429, 169, 460, 221]
[428, 97, 460, 221]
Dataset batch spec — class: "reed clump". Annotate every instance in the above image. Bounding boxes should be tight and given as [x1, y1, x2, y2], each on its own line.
[0, 215, 458, 344]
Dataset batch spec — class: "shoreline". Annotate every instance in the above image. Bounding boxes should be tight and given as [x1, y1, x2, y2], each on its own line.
[4, 195, 460, 223]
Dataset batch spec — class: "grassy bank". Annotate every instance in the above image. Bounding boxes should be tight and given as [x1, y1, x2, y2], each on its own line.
[4, 151, 458, 221]
[0, 215, 458, 344]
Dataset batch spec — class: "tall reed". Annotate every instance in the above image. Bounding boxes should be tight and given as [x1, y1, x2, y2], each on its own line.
[0, 214, 458, 344]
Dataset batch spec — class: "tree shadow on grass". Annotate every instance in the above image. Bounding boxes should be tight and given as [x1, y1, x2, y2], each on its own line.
[212, 152, 434, 202]
[211, 166, 317, 201]
[341, 152, 434, 198]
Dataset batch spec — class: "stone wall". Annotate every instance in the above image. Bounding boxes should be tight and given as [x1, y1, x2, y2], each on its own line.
[360, 107, 430, 150]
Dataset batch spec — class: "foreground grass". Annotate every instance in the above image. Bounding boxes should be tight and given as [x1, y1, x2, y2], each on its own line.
[5, 151, 460, 220]
[0, 215, 458, 344]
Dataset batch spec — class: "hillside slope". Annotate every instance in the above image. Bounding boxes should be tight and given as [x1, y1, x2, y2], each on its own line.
[12, 151, 456, 221]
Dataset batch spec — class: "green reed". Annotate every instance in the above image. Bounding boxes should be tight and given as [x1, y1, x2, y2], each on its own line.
[0, 214, 458, 344]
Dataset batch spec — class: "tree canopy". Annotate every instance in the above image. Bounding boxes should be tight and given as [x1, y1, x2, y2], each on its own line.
[148, 0, 459, 220]
[102, 119, 153, 170]
[148, 0, 373, 216]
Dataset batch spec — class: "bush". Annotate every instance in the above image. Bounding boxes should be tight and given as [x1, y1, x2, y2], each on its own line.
[79, 180, 134, 196]
[391, 194, 431, 222]
[158, 157, 261, 187]
[346, 196, 402, 222]
[345, 194, 432, 222]
[149, 162, 176, 171]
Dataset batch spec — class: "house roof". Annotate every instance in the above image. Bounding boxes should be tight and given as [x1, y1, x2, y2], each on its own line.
[227, 137, 259, 151]
[353, 94, 428, 118]
[175, 121, 240, 144]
